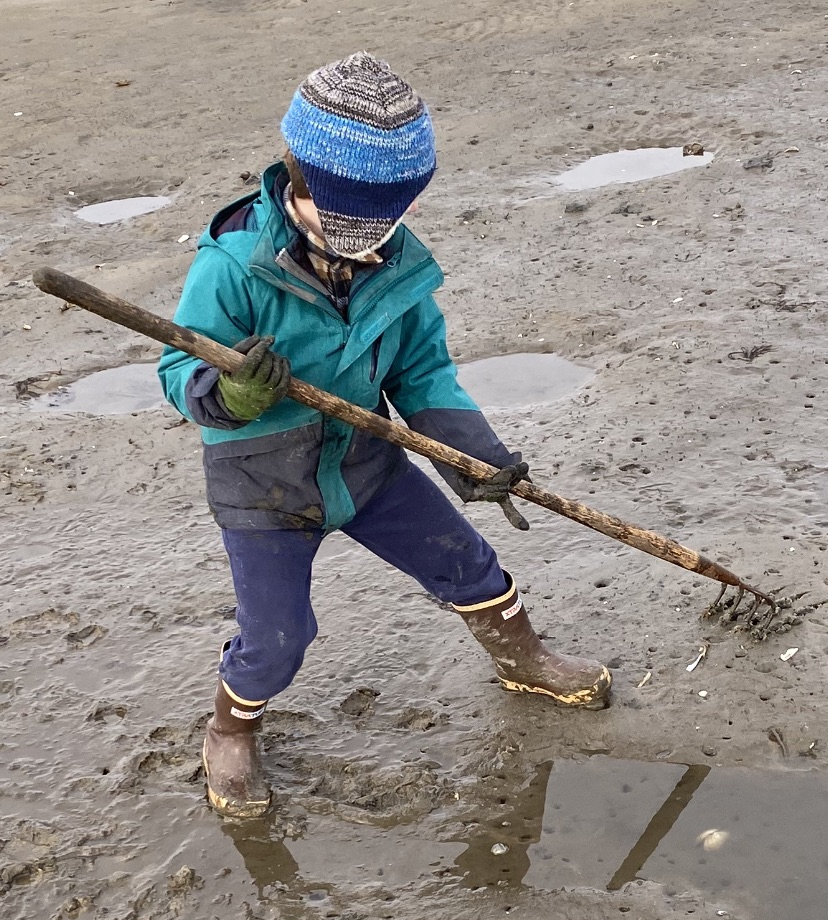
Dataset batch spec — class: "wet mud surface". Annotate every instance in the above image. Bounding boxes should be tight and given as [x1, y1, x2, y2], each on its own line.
[3, 0, 828, 918]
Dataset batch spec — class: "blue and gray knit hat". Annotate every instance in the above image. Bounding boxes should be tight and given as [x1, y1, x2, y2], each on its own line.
[281, 52, 436, 258]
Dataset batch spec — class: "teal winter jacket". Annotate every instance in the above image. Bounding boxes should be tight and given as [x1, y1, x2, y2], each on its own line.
[158, 163, 518, 530]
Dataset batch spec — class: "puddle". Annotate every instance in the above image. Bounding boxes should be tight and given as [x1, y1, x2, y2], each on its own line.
[556, 147, 714, 191]
[75, 196, 171, 224]
[458, 352, 592, 409]
[452, 755, 828, 920]
[221, 816, 464, 899]
[30, 352, 590, 417]
[34, 364, 166, 415]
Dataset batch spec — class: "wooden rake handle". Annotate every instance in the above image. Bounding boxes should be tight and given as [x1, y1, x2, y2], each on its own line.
[32, 266, 771, 602]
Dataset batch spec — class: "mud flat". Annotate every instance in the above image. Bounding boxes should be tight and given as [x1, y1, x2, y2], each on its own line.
[2, 0, 828, 918]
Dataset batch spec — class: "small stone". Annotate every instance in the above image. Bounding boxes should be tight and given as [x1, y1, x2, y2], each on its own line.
[491, 843, 510, 856]
[167, 865, 199, 892]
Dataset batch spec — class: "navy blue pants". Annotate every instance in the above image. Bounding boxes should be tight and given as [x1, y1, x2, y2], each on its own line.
[219, 462, 508, 702]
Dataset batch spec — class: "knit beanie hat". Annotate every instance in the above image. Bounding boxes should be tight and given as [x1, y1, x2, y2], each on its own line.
[281, 51, 436, 258]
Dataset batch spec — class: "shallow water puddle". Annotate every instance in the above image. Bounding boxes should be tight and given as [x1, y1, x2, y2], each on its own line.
[454, 756, 828, 919]
[556, 147, 714, 191]
[75, 196, 171, 224]
[458, 352, 593, 409]
[221, 817, 464, 898]
[34, 364, 166, 414]
[30, 352, 590, 416]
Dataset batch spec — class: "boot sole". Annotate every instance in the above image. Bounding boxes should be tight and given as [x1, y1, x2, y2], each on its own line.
[499, 666, 612, 710]
[202, 740, 271, 819]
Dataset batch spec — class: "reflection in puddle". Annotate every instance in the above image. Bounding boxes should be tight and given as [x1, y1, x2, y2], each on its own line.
[75, 196, 171, 224]
[453, 756, 828, 920]
[221, 819, 303, 900]
[221, 813, 463, 905]
[556, 147, 714, 191]
[29, 352, 590, 417]
[458, 352, 592, 409]
[34, 364, 166, 415]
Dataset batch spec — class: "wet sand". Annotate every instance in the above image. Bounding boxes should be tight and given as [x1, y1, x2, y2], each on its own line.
[2, 0, 828, 917]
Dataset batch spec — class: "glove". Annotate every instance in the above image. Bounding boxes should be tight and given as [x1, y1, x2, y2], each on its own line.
[453, 461, 531, 531]
[217, 335, 291, 421]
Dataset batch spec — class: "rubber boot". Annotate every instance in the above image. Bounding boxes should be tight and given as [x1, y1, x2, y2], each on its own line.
[202, 677, 271, 818]
[453, 572, 612, 710]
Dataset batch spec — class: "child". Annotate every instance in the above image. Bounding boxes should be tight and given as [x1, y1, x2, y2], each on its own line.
[158, 52, 611, 819]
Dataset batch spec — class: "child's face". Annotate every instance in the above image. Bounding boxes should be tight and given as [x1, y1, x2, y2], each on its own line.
[292, 190, 420, 253]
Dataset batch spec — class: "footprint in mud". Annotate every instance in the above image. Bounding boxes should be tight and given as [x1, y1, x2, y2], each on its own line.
[85, 701, 127, 724]
[338, 687, 380, 717]
[260, 710, 324, 753]
[135, 749, 195, 777]
[147, 715, 208, 746]
[0, 819, 61, 895]
[391, 707, 448, 732]
[0, 679, 20, 712]
[6, 607, 80, 640]
[148, 725, 180, 743]
[301, 759, 451, 821]
[126, 719, 209, 788]
[65, 624, 108, 650]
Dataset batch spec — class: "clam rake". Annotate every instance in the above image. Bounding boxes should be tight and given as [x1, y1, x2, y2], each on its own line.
[34, 266, 782, 638]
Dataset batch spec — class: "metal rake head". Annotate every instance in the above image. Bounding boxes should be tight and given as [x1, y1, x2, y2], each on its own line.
[703, 585, 819, 641]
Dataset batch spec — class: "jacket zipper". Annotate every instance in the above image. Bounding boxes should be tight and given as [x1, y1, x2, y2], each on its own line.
[273, 252, 438, 373]
[350, 259, 432, 323]
[369, 335, 382, 383]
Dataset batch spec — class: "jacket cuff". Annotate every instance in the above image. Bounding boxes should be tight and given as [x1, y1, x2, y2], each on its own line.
[185, 363, 249, 430]
[405, 407, 520, 493]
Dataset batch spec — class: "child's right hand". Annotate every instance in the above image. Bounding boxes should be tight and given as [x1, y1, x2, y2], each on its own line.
[452, 462, 531, 531]
[217, 335, 291, 421]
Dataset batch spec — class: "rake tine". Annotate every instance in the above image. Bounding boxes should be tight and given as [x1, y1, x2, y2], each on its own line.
[706, 582, 783, 638]
[718, 587, 746, 626]
[751, 600, 782, 640]
[705, 584, 729, 618]
[744, 594, 764, 626]
[730, 587, 746, 615]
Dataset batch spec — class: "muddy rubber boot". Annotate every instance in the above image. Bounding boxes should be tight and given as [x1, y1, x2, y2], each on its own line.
[202, 679, 271, 818]
[453, 572, 612, 710]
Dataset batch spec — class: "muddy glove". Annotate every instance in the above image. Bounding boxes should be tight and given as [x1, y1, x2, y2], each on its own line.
[217, 335, 291, 422]
[453, 462, 531, 531]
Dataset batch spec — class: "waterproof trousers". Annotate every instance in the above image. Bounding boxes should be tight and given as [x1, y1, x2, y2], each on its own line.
[219, 461, 509, 703]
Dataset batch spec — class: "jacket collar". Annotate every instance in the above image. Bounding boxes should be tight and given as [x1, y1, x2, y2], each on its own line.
[200, 162, 445, 354]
